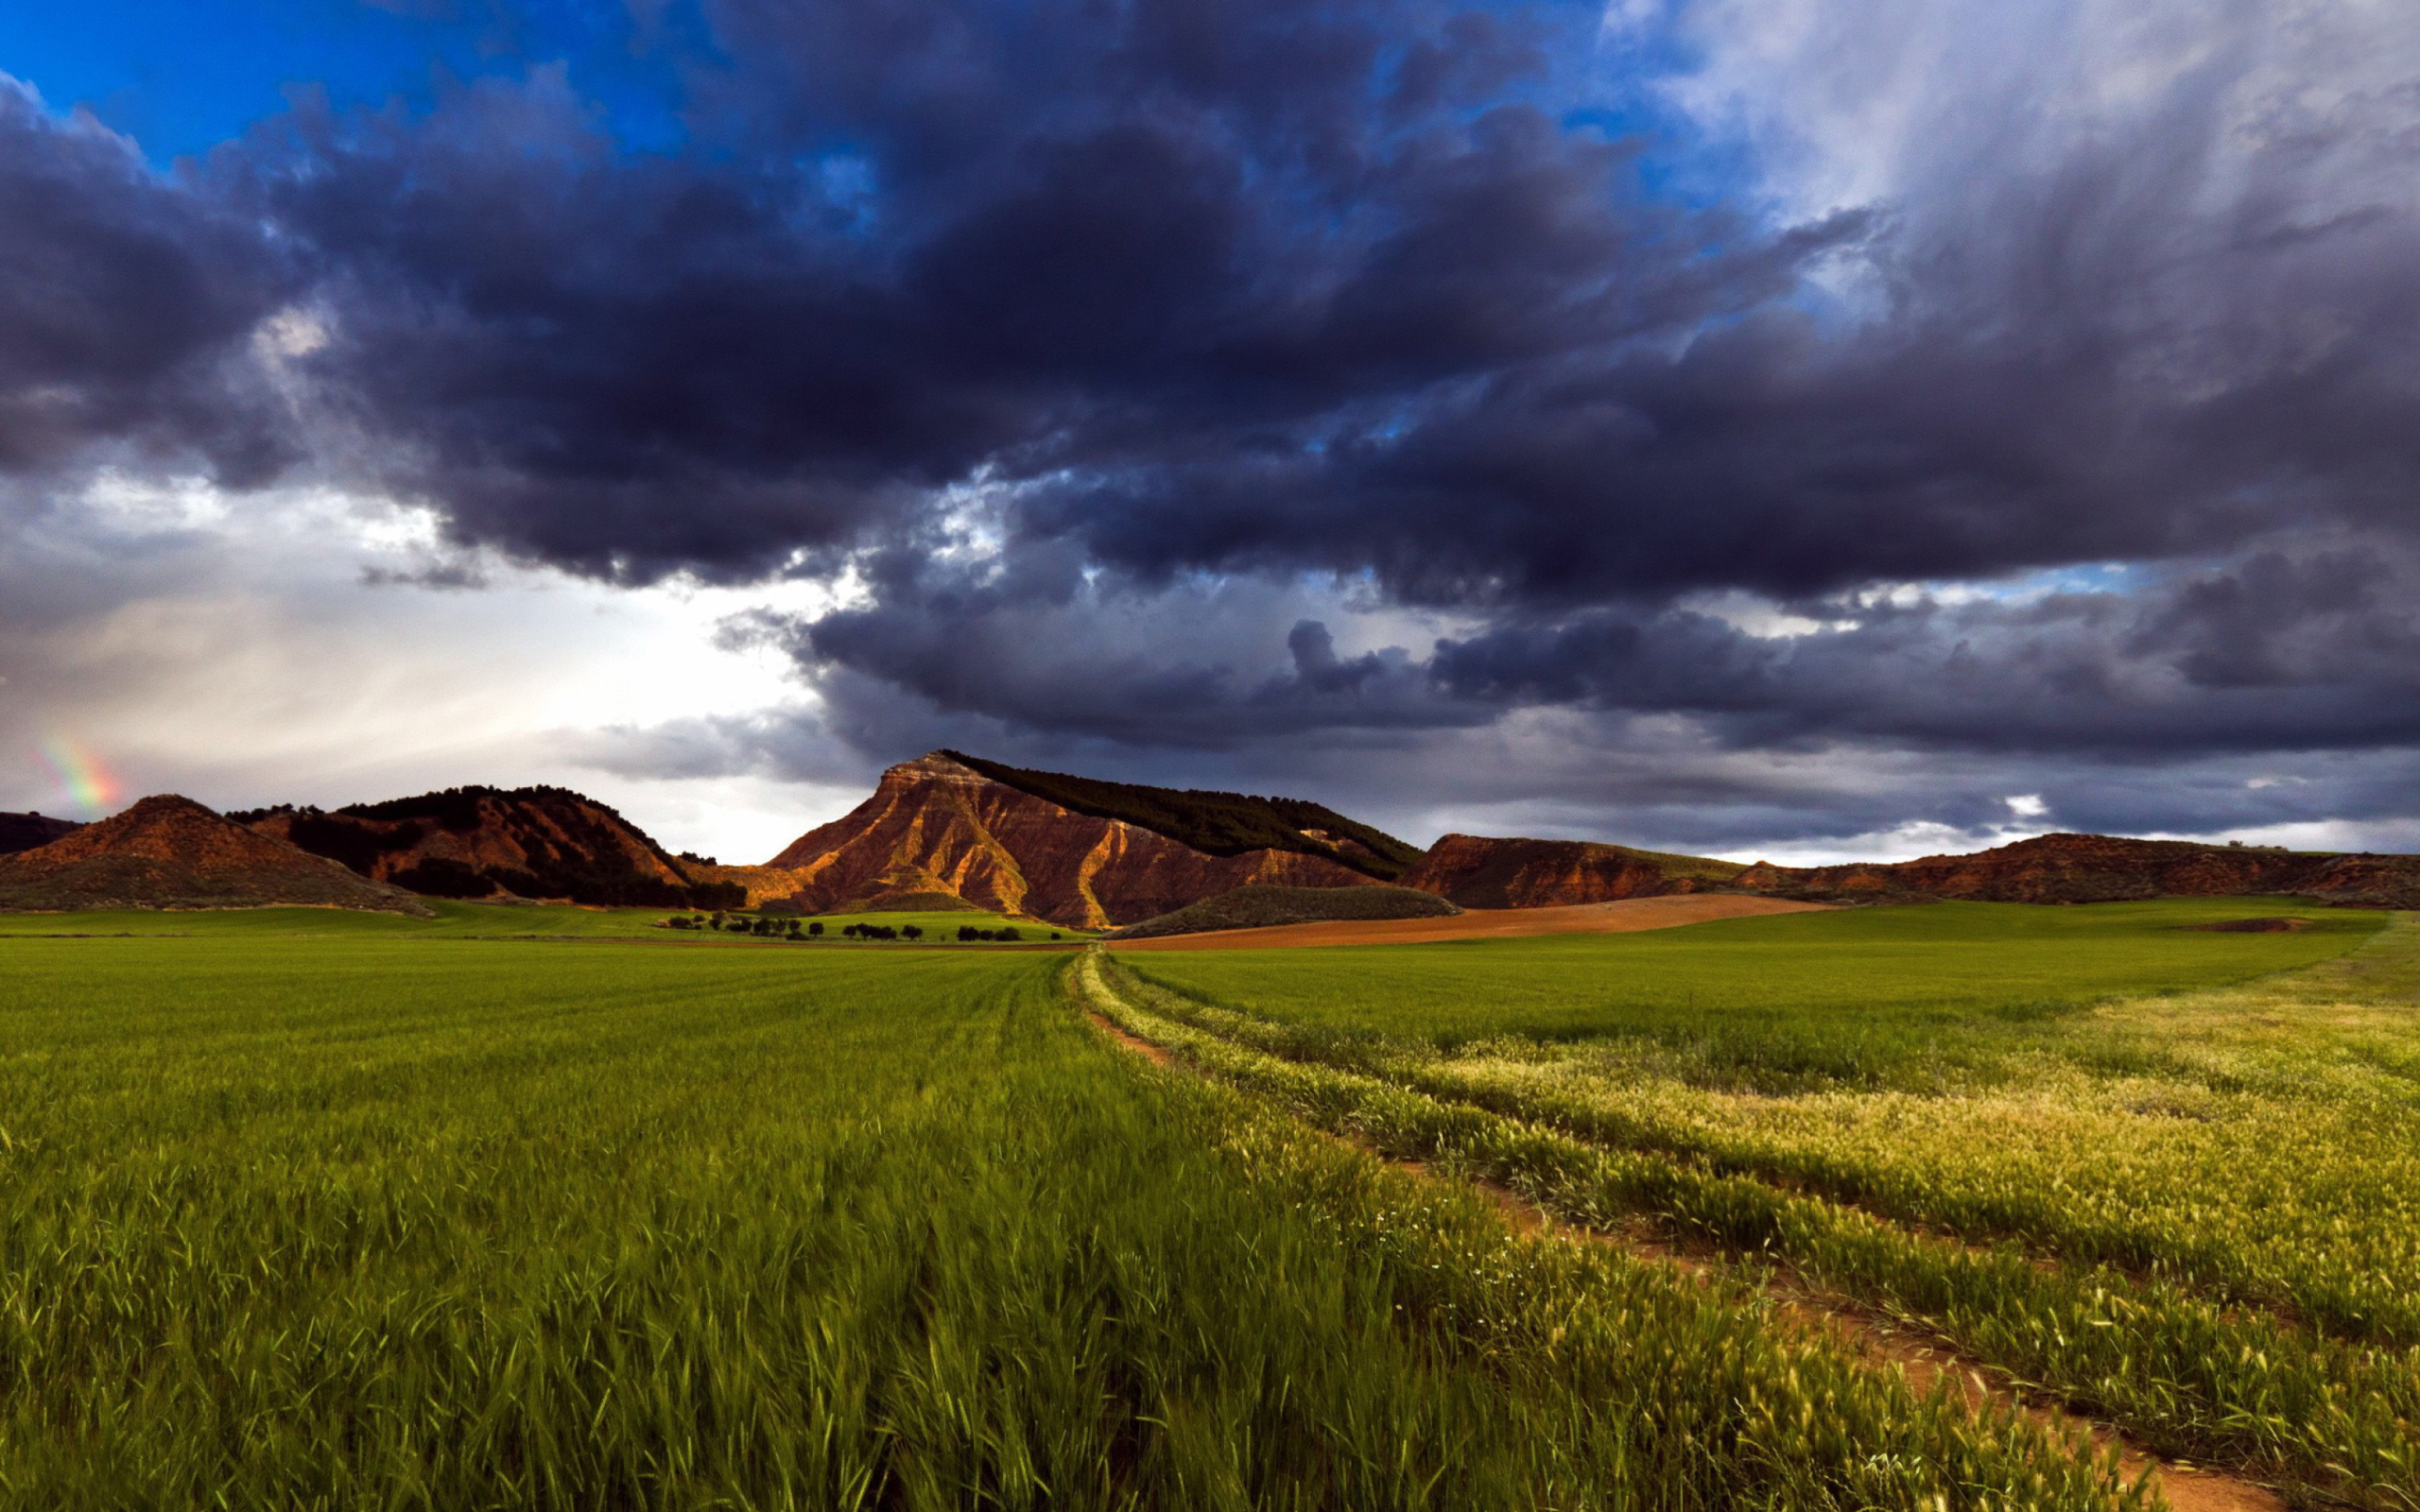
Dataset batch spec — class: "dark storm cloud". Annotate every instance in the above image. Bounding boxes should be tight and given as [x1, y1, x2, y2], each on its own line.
[21, 0, 2410, 608]
[738, 541, 1477, 750]
[0, 81, 292, 488]
[208, 0, 1836, 585]
[1429, 540, 2420, 755]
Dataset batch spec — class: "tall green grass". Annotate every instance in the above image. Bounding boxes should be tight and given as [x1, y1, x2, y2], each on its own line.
[0, 936, 2120, 1509]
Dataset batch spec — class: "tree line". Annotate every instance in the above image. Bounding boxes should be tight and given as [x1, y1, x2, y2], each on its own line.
[664, 913, 1062, 943]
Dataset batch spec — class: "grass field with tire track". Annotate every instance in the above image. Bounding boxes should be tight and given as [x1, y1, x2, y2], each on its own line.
[1109, 899, 2420, 1509]
[0, 928, 2129, 1510]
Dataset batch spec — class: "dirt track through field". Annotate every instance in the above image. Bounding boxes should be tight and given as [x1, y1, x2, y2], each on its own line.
[1106, 892, 1835, 950]
[1080, 980, 2287, 1512]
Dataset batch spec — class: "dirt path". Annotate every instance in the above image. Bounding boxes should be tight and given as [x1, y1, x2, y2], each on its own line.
[1081, 991, 2286, 1512]
[1106, 892, 1834, 950]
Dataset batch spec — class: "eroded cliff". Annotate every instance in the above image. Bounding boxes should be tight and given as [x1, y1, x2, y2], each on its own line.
[763, 753, 1394, 927]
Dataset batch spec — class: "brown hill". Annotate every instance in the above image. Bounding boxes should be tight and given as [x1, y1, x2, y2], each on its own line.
[762, 752, 1409, 928]
[1734, 832, 2420, 908]
[1402, 833, 1748, 909]
[677, 861, 810, 909]
[0, 795, 427, 913]
[0, 811, 81, 855]
[238, 786, 745, 910]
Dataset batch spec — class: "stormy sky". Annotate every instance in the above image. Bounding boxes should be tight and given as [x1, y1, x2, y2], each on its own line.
[3, 0, 2417, 864]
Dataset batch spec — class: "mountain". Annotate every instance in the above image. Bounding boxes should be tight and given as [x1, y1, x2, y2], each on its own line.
[0, 811, 81, 855]
[1402, 834, 1748, 909]
[938, 751, 1425, 879]
[761, 752, 1415, 927]
[1734, 833, 2420, 908]
[239, 786, 746, 910]
[0, 795, 427, 913]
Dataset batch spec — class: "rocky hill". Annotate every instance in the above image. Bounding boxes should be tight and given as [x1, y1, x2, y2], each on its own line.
[0, 795, 427, 913]
[0, 811, 81, 855]
[762, 752, 1411, 927]
[1734, 833, 2420, 908]
[1402, 833, 1747, 909]
[238, 786, 746, 910]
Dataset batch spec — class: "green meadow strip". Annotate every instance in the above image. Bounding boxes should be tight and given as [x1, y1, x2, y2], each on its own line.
[1083, 953, 2420, 1510]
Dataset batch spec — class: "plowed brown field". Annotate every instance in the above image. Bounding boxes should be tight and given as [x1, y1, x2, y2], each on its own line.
[1106, 893, 1833, 950]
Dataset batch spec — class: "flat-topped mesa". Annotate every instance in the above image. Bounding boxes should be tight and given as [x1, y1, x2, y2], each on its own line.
[1402, 833, 1749, 909]
[763, 750, 1420, 929]
[0, 794, 427, 913]
[1735, 831, 2420, 908]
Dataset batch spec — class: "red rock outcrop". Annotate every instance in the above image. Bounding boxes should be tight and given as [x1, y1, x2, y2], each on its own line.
[243, 786, 744, 908]
[1735, 833, 2420, 908]
[763, 752, 1390, 928]
[0, 795, 426, 912]
[1401, 833, 1748, 909]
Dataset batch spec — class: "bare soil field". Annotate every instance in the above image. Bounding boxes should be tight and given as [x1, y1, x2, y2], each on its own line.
[1107, 892, 1833, 950]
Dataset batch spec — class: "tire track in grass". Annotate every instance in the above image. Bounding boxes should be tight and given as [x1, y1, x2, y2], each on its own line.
[1078, 966, 2289, 1512]
[1091, 951, 2420, 1509]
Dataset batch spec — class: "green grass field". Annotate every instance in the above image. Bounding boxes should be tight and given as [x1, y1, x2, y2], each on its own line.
[0, 932, 2124, 1509]
[1097, 899, 2420, 1507]
[1122, 898, 2383, 1079]
[0, 899, 1083, 944]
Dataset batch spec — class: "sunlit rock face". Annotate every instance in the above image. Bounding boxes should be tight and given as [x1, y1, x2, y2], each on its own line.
[765, 753, 1386, 928]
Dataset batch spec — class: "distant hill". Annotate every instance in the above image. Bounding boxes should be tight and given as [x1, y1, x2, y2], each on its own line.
[1104, 884, 1461, 940]
[1735, 832, 2420, 908]
[237, 786, 745, 910]
[763, 752, 1413, 927]
[1402, 833, 1747, 909]
[0, 795, 427, 913]
[0, 811, 81, 855]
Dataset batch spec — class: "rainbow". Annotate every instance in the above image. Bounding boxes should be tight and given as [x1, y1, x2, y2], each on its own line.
[36, 734, 120, 816]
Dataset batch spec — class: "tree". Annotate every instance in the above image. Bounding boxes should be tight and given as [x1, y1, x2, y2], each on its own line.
[807, 920, 824, 936]
[959, 925, 981, 942]
[998, 926, 1022, 942]
[901, 924, 923, 940]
